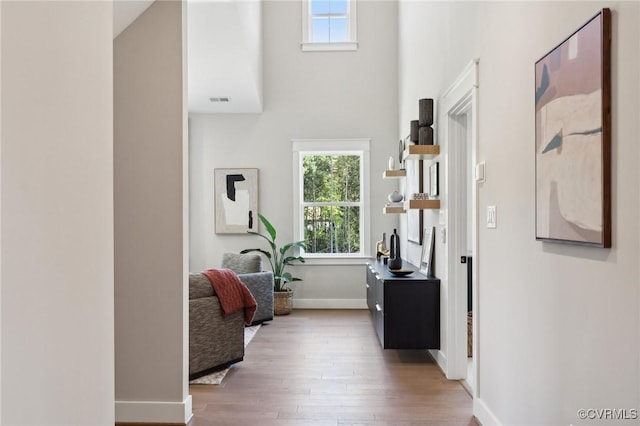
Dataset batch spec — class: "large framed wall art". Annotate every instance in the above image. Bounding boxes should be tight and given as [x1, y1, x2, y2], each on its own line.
[535, 8, 611, 248]
[214, 168, 259, 234]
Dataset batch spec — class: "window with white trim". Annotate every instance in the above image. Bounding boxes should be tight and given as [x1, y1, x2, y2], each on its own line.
[293, 139, 370, 259]
[301, 0, 358, 52]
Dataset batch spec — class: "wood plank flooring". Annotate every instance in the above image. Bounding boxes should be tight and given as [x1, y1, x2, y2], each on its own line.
[188, 309, 475, 426]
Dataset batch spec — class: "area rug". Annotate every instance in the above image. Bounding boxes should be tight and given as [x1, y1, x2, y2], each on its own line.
[189, 324, 260, 385]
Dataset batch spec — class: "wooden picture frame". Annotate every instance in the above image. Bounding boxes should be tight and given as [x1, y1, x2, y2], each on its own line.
[406, 159, 423, 244]
[534, 8, 611, 247]
[214, 168, 259, 234]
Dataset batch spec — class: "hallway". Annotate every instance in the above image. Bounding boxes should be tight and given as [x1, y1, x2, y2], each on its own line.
[189, 310, 474, 426]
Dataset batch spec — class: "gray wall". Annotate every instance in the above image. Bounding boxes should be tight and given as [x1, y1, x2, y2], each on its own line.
[189, 0, 400, 306]
[1, 1, 114, 424]
[399, 1, 639, 424]
[114, 1, 190, 422]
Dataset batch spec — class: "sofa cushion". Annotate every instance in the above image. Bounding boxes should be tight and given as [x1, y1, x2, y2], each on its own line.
[221, 252, 262, 274]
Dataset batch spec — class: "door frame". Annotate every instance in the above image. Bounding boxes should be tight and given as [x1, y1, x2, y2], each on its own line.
[440, 60, 479, 396]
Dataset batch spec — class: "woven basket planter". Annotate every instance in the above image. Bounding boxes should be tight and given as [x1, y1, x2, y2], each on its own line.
[274, 289, 293, 316]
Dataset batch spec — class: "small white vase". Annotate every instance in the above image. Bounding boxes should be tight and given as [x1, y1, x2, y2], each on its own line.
[388, 156, 395, 170]
[388, 190, 403, 203]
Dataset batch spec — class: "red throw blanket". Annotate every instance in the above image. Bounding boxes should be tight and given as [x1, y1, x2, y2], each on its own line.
[202, 268, 257, 325]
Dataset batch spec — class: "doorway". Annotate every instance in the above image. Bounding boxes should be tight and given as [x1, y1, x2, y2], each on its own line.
[441, 60, 479, 398]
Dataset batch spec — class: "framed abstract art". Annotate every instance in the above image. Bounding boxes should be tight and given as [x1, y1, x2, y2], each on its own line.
[535, 8, 611, 247]
[214, 168, 259, 234]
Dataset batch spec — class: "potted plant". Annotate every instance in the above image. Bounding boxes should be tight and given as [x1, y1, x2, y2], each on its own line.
[241, 214, 306, 315]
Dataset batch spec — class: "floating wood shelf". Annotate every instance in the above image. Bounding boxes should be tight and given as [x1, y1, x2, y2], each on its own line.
[404, 199, 440, 210]
[382, 169, 407, 179]
[402, 145, 440, 161]
[383, 206, 406, 214]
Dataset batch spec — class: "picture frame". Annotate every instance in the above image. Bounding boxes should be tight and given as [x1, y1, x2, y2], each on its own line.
[535, 8, 611, 248]
[429, 162, 439, 198]
[214, 168, 259, 234]
[420, 226, 435, 277]
[406, 159, 423, 244]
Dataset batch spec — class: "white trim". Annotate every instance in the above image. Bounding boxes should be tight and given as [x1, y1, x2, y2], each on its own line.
[440, 60, 479, 389]
[302, 42, 358, 52]
[429, 349, 447, 375]
[115, 396, 193, 424]
[442, 59, 479, 100]
[293, 298, 367, 309]
[292, 138, 371, 259]
[474, 397, 503, 426]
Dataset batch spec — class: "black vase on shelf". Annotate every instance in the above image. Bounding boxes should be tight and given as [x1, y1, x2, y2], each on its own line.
[388, 228, 402, 270]
[410, 120, 419, 143]
[419, 98, 434, 127]
[418, 126, 433, 145]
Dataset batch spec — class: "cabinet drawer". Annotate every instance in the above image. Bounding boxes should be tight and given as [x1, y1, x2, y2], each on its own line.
[365, 259, 440, 350]
[375, 307, 384, 344]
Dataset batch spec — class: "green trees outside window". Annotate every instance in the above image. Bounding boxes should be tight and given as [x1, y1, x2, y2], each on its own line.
[302, 154, 361, 254]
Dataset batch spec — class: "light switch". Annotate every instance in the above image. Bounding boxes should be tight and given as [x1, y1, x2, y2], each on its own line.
[487, 205, 497, 228]
[440, 227, 447, 243]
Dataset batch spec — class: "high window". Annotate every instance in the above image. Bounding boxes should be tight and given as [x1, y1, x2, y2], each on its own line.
[293, 139, 370, 261]
[301, 0, 358, 51]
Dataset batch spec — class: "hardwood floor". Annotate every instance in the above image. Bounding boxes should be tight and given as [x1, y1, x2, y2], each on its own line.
[188, 310, 475, 426]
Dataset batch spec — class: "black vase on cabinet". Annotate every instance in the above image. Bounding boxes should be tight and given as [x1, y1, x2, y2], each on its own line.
[388, 228, 402, 270]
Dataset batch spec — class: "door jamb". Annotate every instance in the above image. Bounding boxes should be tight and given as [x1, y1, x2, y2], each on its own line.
[440, 60, 479, 398]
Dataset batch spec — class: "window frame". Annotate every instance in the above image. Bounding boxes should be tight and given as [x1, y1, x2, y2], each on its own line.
[301, 0, 358, 52]
[292, 139, 370, 264]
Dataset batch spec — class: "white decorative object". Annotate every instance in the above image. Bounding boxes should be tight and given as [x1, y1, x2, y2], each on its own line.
[388, 190, 403, 203]
[388, 156, 395, 170]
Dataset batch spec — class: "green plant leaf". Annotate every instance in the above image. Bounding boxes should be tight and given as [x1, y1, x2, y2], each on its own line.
[240, 214, 305, 293]
[281, 240, 307, 254]
[283, 256, 305, 265]
[258, 214, 277, 241]
[247, 231, 277, 252]
[240, 248, 272, 259]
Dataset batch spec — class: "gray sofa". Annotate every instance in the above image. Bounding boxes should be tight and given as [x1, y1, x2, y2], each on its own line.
[188, 272, 244, 380]
[222, 253, 274, 325]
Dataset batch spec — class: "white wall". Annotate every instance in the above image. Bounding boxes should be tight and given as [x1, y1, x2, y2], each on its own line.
[399, 1, 639, 424]
[1, 1, 114, 425]
[114, 1, 191, 423]
[189, 0, 399, 306]
[398, 2, 483, 365]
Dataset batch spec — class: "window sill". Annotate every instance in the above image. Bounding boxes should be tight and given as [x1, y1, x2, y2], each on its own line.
[301, 256, 370, 266]
[301, 42, 358, 52]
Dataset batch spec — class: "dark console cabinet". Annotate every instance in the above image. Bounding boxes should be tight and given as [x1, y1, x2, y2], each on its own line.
[366, 259, 440, 349]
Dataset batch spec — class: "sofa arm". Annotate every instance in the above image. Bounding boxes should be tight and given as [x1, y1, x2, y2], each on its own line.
[189, 296, 244, 380]
[238, 271, 274, 325]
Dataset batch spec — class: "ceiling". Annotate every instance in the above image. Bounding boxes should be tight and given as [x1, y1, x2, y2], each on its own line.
[114, 0, 263, 114]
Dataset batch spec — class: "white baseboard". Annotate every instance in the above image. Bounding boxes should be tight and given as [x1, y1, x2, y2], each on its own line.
[429, 349, 447, 375]
[293, 299, 367, 309]
[115, 396, 192, 424]
[474, 397, 502, 426]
